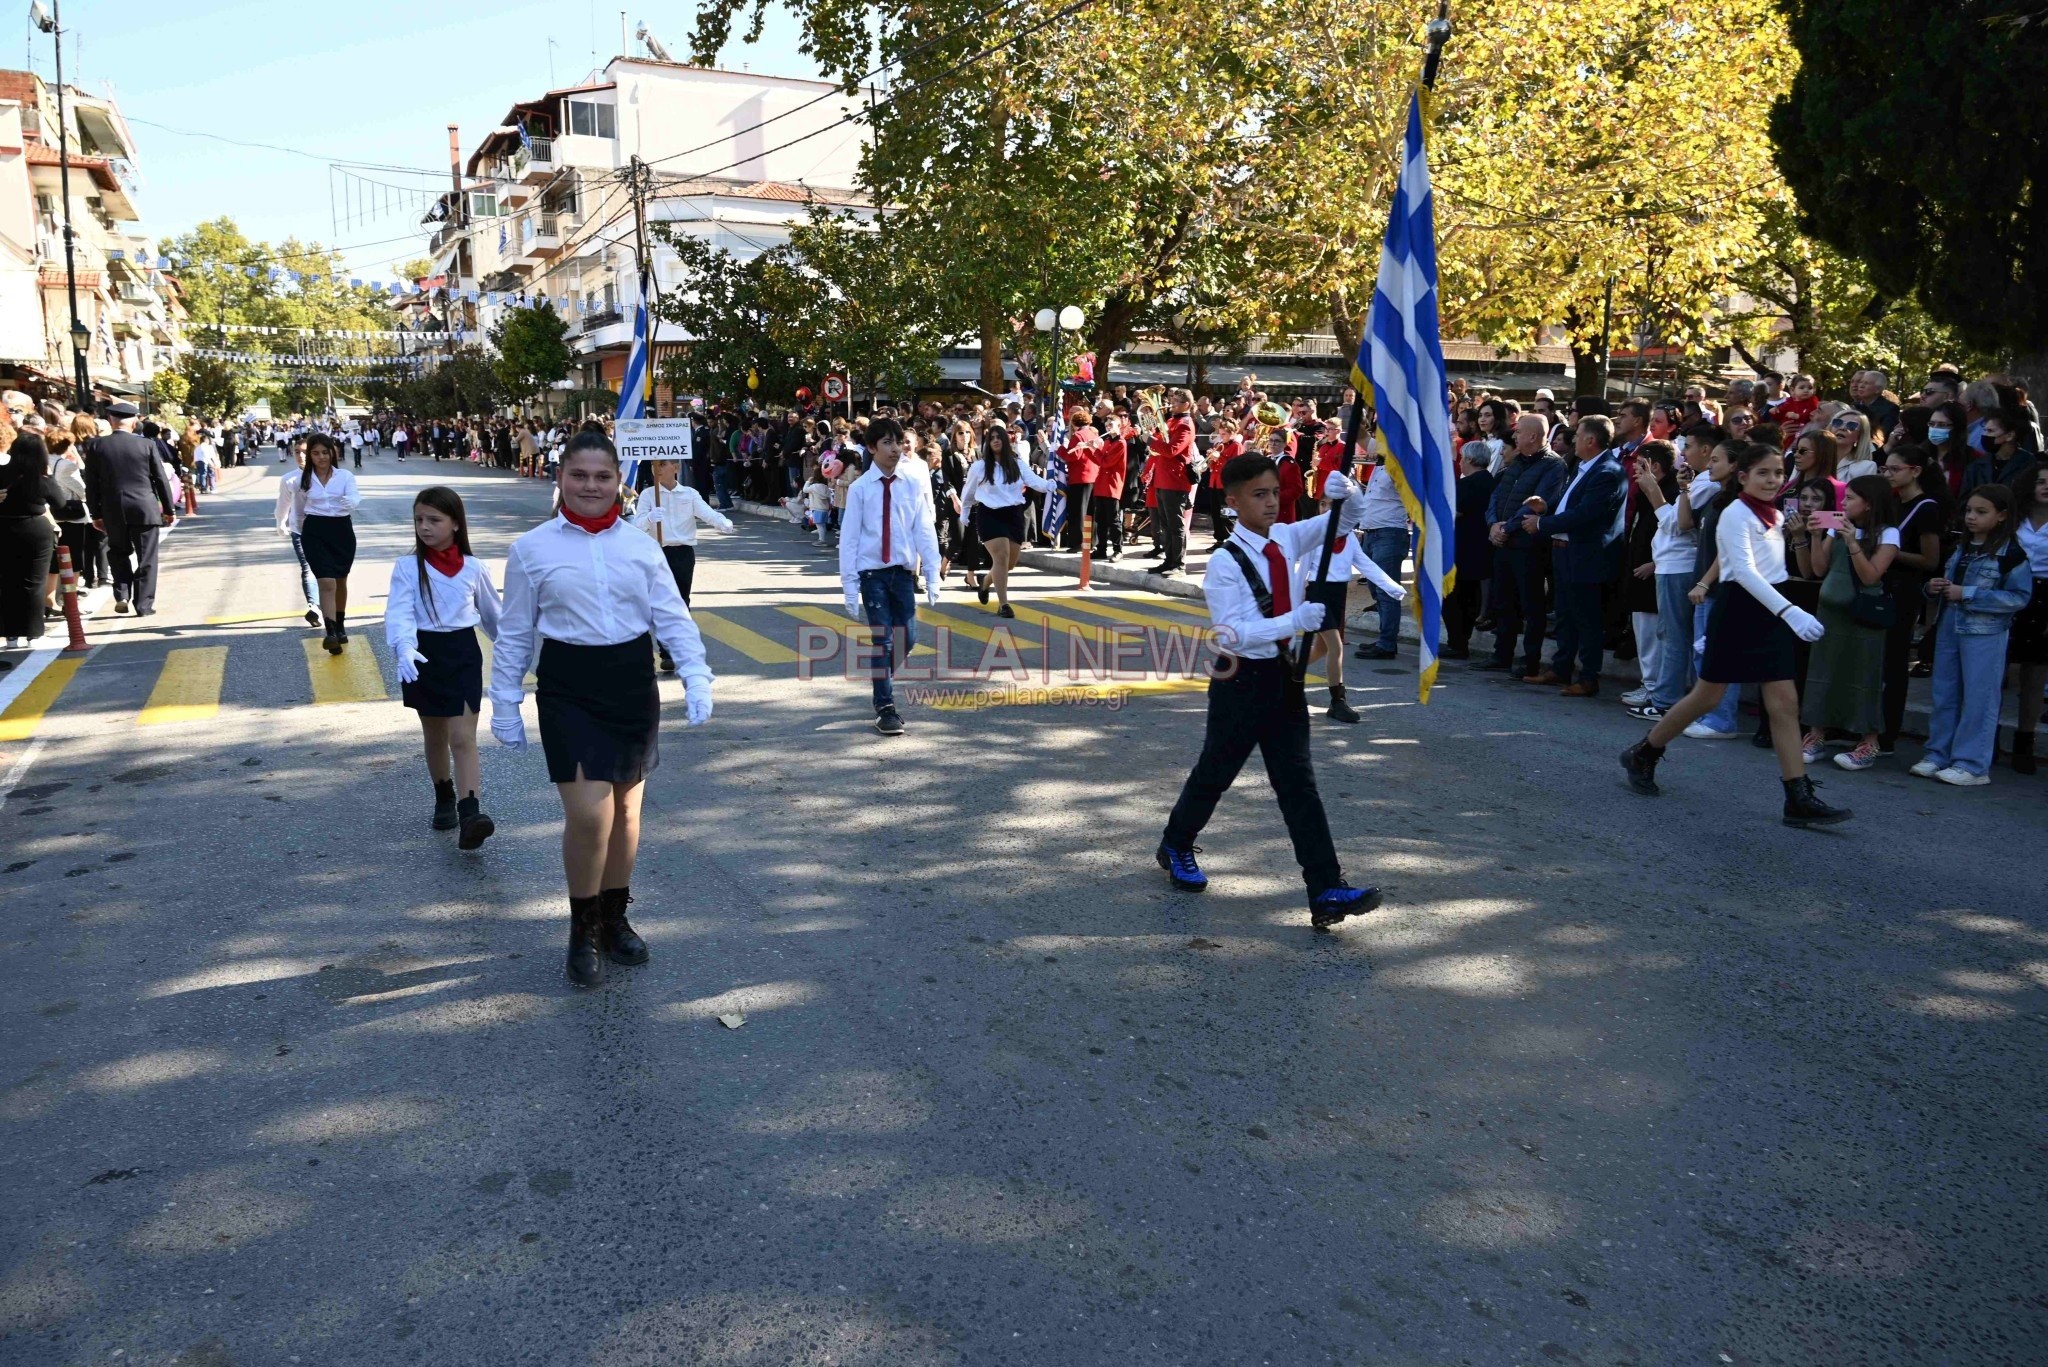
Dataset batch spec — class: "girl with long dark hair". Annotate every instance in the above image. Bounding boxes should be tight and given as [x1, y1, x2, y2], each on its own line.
[1879, 443, 1950, 750]
[958, 424, 1054, 617]
[1799, 474, 1900, 770]
[0, 432, 62, 656]
[492, 428, 714, 988]
[289, 433, 362, 653]
[388, 486, 500, 847]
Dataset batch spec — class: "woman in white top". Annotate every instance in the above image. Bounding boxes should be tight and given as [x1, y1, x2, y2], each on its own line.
[388, 485, 501, 848]
[492, 429, 714, 989]
[1623, 441, 1851, 827]
[287, 433, 363, 653]
[958, 425, 1055, 617]
[273, 446, 328, 629]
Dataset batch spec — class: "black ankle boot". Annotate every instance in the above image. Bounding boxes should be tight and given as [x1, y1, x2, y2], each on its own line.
[566, 896, 604, 988]
[1326, 684, 1360, 724]
[597, 887, 649, 965]
[456, 794, 495, 850]
[1782, 775, 1851, 828]
[431, 779, 458, 831]
[2014, 732, 2037, 775]
[1621, 737, 1664, 796]
[322, 617, 343, 655]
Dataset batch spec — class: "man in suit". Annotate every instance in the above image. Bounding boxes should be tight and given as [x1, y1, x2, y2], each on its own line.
[1522, 414, 1625, 696]
[1477, 414, 1565, 677]
[1442, 445, 1496, 659]
[85, 402, 177, 616]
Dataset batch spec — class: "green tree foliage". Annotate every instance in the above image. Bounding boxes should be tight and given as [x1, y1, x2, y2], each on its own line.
[389, 346, 508, 419]
[1772, 0, 2047, 352]
[650, 233, 806, 403]
[491, 302, 573, 404]
[770, 209, 950, 402]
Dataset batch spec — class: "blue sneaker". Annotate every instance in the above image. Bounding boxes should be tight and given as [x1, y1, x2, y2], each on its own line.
[1309, 881, 1382, 929]
[1156, 842, 1207, 892]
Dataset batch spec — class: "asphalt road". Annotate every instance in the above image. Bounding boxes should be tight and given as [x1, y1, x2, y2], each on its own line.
[2, 448, 2044, 1366]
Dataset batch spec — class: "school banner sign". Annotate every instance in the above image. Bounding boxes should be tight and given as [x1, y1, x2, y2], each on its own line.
[616, 417, 694, 489]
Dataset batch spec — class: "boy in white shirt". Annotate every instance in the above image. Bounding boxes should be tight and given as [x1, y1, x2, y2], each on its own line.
[837, 418, 942, 736]
[630, 459, 733, 671]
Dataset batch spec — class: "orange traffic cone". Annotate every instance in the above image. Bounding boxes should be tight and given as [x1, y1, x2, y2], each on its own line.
[57, 545, 89, 652]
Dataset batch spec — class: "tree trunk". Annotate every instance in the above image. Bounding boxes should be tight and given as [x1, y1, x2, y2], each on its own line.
[1327, 288, 1362, 366]
[1088, 293, 1142, 389]
[979, 310, 1005, 393]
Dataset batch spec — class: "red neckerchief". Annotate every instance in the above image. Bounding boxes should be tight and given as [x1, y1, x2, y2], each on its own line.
[561, 503, 620, 534]
[1739, 493, 1781, 529]
[424, 543, 464, 577]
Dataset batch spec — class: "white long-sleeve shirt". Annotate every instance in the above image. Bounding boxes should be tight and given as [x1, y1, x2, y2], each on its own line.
[277, 467, 362, 532]
[838, 460, 943, 601]
[490, 514, 710, 716]
[630, 480, 732, 547]
[385, 554, 502, 655]
[958, 456, 1055, 512]
[1206, 516, 1338, 659]
[1300, 533, 1407, 604]
[1715, 499, 1793, 617]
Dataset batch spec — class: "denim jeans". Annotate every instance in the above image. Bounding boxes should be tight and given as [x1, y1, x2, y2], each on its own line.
[712, 465, 735, 510]
[858, 565, 919, 712]
[1692, 600, 1741, 732]
[1551, 581, 1604, 684]
[1363, 527, 1409, 652]
[1651, 573, 1696, 708]
[1923, 612, 2007, 776]
[289, 532, 318, 610]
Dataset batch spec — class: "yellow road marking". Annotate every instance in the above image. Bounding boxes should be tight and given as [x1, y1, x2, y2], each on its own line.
[913, 605, 1043, 650]
[920, 675, 1208, 710]
[137, 647, 228, 726]
[779, 604, 1039, 664]
[693, 608, 800, 665]
[302, 637, 388, 705]
[475, 638, 537, 689]
[205, 610, 310, 625]
[0, 656, 85, 742]
[1127, 592, 1209, 618]
[1044, 595, 1213, 641]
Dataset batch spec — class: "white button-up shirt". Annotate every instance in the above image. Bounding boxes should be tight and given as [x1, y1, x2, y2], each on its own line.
[385, 554, 502, 653]
[1206, 516, 1336, 659]
[490, 514, 711, 715]
[631, 480, 733, 547]
[958, 455, 1055, 512]
[838, 460, 943, 602]
[1298, 533, 1406, 603]
[1716, 499, 1793, 617]
[275, 467, 363, 533]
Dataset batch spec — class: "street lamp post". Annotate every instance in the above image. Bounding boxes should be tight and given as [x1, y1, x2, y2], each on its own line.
[31, 0, 93, 410]
[1033, 304, 1085, 422]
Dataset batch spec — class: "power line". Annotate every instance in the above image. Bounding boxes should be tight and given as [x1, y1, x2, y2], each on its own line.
[123, 115, 444, 176]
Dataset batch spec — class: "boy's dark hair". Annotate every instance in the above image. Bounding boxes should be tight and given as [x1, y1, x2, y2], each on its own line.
[1222, 452, 1277, 491]
[867, 416, 905, 447]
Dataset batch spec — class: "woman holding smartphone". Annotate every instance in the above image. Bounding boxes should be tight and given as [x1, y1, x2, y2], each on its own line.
[1798, 476, 1901, 770]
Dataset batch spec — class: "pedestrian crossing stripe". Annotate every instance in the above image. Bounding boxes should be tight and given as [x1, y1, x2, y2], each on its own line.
[475, 638, 538, 690]
[918, 674, 1210, 709]
[909, 604, 1042, 649]
[960, 599, 1129, 648]
[1044, 595, 1213, 643]
[692, 609, 800, 665]
[1128, 593, 1209, 619]
[137, 647, 229, 727]
[776, 604, 1043, 659]
[0, 656, 84, 743]
[302, 638, 389, 705]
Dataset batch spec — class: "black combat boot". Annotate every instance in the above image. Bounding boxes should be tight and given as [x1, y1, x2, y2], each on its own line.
[1782, 775, 1851, 828]
[566, 895, 605, 988]
[1326, 684, 1360, 724]
[456, 794, 494, 850]
[431, 779, 458, 831]
[1620, 737, 1664, 796]
[597, 887, 650, 965]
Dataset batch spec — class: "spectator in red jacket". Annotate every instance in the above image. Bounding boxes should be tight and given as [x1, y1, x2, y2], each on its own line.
[1092, 418, 1128, 559]
[1058, 412, 1100, 554]
[1773, 373, 1820, 450]
[1274, 429, 1305, 524]
[1148, 390, 1199, 574]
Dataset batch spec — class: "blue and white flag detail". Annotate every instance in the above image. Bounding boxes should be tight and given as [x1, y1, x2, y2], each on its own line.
[616, 266, 651, 487]
[1353, 89, 1454, 704]
[1040, 411, 1070, 539]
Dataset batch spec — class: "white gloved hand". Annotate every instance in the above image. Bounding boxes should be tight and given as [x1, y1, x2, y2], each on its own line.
[1335, 493, 1370, 535]
[1291, 601, 1327, 634]
[1782, 605, 1825, 643]
[925, 584, 941, 608]
[844, 598, 865, 622]
[490, 710, 528, 750]
[396, 647, 427, 684]
[1321, 471, 1358, 503]
[684, 680, 714, 727]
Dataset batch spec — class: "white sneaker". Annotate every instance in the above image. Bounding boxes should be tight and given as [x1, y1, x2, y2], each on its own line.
[1684, 721, 1738, 740]
[1934, 766, 1990, 787]
[1909, 757, 1943, 778]
[1621, 688, 1652, 707]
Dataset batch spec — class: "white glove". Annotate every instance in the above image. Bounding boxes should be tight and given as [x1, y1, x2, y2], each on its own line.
[1335, 493, 1370, 535]
[1782, 606, 1825, 643]
[1290, 602, 1327, 633]
[844, 599, 864, 622]
[684, 680, 713, 727]
[924, 584, 941, 608]
[396, 647, 427, 684]
[1322, 471, 1357, 503]
[490, 710, 528, 750]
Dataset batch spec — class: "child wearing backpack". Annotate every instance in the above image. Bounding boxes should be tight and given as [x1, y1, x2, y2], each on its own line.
[1913, 484, 2034, 786]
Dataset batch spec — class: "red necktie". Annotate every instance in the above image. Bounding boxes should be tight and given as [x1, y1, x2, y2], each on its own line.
[1262, 541, 1291, 617]
[880, 475, 896, 562]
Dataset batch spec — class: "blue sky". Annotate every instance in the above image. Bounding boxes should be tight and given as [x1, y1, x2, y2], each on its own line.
[25, 1, 822, 277]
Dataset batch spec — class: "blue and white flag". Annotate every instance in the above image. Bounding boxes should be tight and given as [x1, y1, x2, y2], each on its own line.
[1353, 89, 1454, 703]
[1040, 411, 1070, 539]
[616, 265, 652, 487]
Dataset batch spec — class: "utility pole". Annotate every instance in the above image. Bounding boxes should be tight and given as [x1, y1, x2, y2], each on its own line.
[32, 0, 92, 410]
[621, 154, 656, 413]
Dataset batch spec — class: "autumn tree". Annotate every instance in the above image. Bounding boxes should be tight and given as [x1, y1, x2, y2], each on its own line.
[491, 302, 573, 406]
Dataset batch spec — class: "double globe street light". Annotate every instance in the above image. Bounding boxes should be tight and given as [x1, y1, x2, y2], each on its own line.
[1034, 305, 1085, 422]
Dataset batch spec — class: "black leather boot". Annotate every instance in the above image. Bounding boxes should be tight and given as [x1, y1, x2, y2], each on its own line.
[2013, 732, 2037, 775]
[431, 780, 458, 831]
[1782, 775, 1851, 828]
[598, 887, 650, 965]
[566, 896, 605, 988]
[1326, 684, 1360, 724]
[1620, 738, 1664, 796]
[456, 794, 495, 850]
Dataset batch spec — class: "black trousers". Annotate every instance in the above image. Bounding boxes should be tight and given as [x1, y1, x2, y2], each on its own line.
[1489, 546, 1548, 672]
[105, 521, 163, 612]
[1443, 568, 1484, 652]
[1092, 493, 1122, 556]
[1551, 580, 1604, 683]
[1880, 603, 1917, 749]
[1060, 483, 1093, 552]
[660, 543, 697, 607]
[1163, 656, 1341, 897]
[1156, 490, 1189, 569]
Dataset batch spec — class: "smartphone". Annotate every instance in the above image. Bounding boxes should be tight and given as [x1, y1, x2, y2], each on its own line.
[1810, 509, 1844, 533]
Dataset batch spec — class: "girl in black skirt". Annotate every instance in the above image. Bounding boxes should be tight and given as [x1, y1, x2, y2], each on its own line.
[491, 428, 714, 989]
[1621, 441, 1852, 827]
[292, 433, 363, 654]
[387, 486, 501, 848]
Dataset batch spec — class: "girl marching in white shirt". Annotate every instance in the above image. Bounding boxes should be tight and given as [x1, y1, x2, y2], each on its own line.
[958, 426, 1055, 618]
[1296, 500, 1407, 723]
[280, 433, 363, 650]
[388, 486, 501, 849]
[629, 458, 733, 672]
[1622, 441, 1852, 827]
[492, 428, 714, 989]
[274, 450, 324, 628]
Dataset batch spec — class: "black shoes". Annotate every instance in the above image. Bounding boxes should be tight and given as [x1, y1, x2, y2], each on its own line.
[997, 604, 1016, 619]
[598, 888, 650, 965]
[1782, 776, 1851, 828]
[976, 579, 990, 605]
[456, 795, 495, 850]
[875, 705, 905, 736]
[431, 780, 459, 831]
[1309, 882, 1382, 929]
[1355, 644, 1397, 660]
[1326, 686, 1360, 724]
[566, 896, 605, 988]
[322, 629, 344, 655]
[303, 607, 322, 628]
[1471, 657, 1513, 672]
[1620, 739, 1663, 796]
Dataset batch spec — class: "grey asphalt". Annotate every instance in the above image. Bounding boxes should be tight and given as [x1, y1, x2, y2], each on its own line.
[3, 448, 2044, 1366]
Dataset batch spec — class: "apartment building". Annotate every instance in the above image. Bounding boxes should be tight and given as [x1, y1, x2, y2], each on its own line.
[418, 54, 875, 407]
[0, 70, 185, 403]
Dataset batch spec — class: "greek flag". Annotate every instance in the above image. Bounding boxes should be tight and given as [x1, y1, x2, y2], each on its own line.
[1040, 412, 1070, 538]
[1353, 90, 1454, 703]
[616, 266, 651, 487]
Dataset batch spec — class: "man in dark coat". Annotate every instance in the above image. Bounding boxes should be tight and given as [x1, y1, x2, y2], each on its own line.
[85, 402, 177, 616]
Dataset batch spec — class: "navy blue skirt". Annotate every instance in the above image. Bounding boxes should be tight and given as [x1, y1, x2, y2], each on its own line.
[400, 627, 482, 717]
[1700, 583, 1797, 684]
[536, 635, 659, 785]
[299, 514, 356, 579]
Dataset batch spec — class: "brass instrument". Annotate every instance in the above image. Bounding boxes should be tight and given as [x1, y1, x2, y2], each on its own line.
[1252, 398, 1289, 431]
[1135, 385, 1167, 438]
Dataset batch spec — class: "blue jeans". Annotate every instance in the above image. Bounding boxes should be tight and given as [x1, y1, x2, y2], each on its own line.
[1923, 613, 2007, 776]
[1692, 600, 1741, 732]
[1651, 573, 1695, 708]
[289, 533, 318, 610]
[1363, 527, 1409, 652]
[711, 465, 735, 510]
[858, 566, 918, 711]
[1551, 580, 1603, 684]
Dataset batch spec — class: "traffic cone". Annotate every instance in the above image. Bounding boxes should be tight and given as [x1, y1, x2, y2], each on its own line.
[1078, 511, 1094, 591]
[182, 473, 199, 516]
[57, 545, 89, 652]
